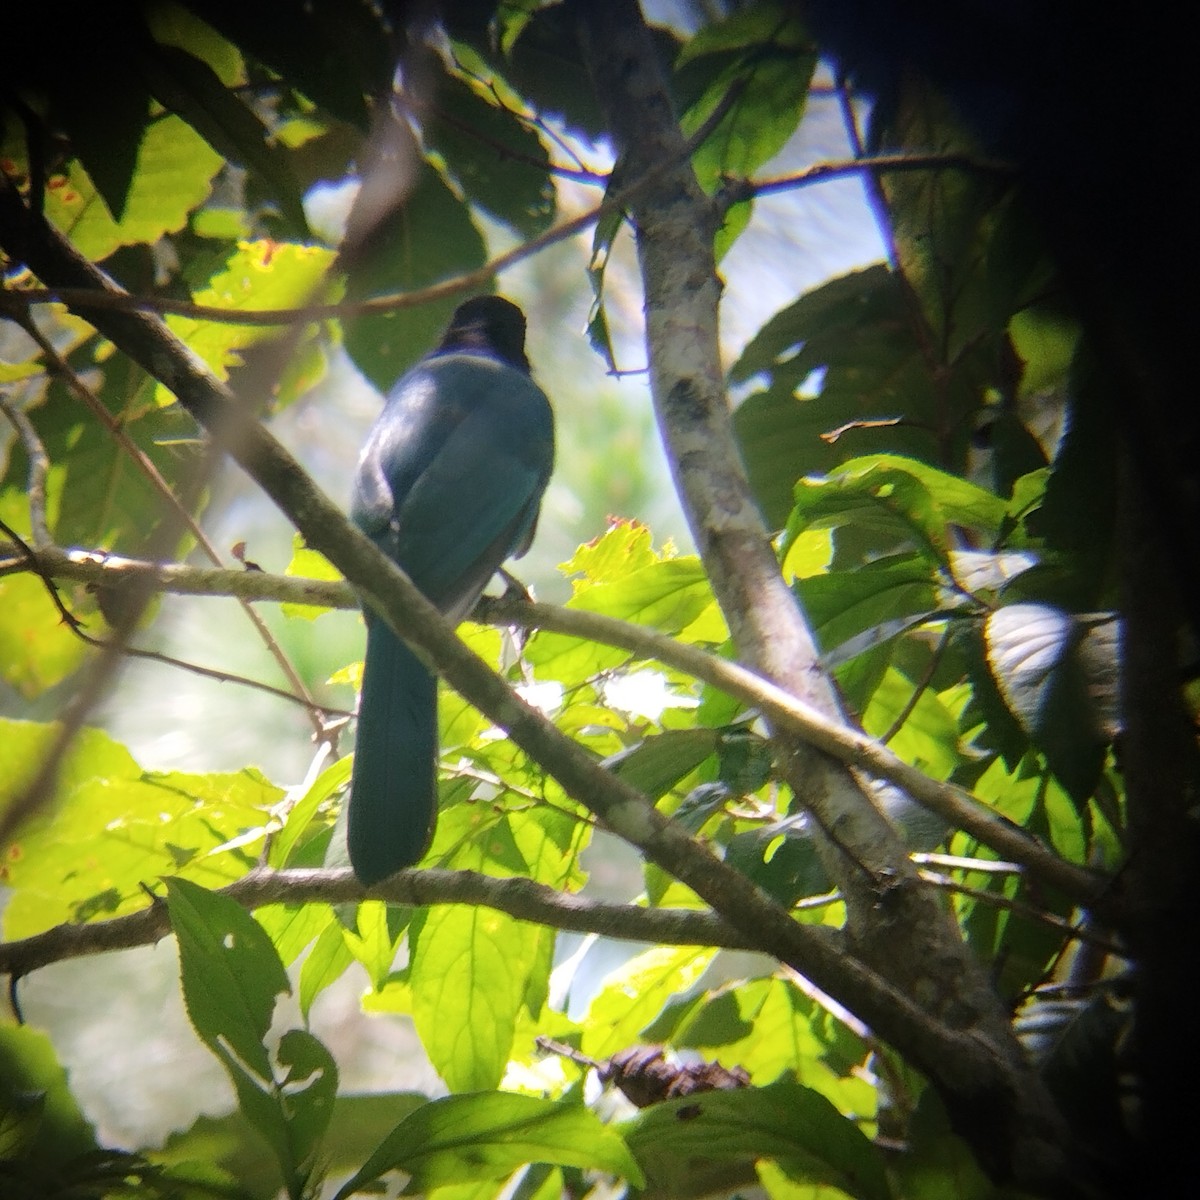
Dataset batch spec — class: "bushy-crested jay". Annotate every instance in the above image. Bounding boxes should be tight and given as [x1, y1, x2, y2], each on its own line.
[347, 296, 554, 884]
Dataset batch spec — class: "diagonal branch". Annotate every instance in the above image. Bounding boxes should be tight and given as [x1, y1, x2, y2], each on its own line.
[13, 311, 327, 735]
[567, 1, 1073, 1187]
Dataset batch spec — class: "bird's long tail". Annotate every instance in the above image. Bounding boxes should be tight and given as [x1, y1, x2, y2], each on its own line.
[348, 619, 438, 883]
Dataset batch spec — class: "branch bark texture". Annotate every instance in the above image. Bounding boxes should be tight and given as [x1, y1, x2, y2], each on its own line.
[567, 2, 1074, 1188]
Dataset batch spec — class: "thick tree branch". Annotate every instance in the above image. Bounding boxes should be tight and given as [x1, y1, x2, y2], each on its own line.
[568, 2, 1074, 1188]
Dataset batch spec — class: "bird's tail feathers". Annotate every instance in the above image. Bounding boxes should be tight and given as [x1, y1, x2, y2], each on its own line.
[348, 620, 438, 883]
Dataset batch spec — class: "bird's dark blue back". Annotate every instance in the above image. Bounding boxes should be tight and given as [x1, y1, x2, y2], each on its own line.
[353, 352, 553, 620]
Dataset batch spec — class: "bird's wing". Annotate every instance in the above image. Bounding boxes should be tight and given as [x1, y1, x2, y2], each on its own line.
[392, 409, 551, 618]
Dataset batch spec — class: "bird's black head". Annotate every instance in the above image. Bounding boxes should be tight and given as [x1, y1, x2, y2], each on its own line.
[438, 295, 530, 371]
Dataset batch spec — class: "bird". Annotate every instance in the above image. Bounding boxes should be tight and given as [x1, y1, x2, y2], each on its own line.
[346, 295, 555, 884]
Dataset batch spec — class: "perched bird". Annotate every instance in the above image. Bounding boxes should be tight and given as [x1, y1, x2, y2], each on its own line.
[347, 296, 555, 884]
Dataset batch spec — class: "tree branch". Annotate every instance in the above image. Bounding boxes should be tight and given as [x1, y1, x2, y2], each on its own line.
[0, 866, 777, 979]
[0, 542, 1105, 907]
[567, 1, 1073, 1187]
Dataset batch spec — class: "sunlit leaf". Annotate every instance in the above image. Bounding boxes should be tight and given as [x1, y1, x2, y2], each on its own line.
[559, 521, 660, 587]
[143, 43, 310, 237]
[583, 945, 717, 1060]
[162, 239, 338, 406]
[0, 575, 93, 697]
[785, 455, 1008, 571]
[42, 115, 223, 260]
[3, 736, 281, 939]
[861, 668, 964, 782]
[623, 1078, 889, 1200]
[411, 904, 543, 1092]
[333, 1092, 643, 1199]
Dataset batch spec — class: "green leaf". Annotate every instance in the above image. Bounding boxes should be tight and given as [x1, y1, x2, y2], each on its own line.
[603, 729, 720, 800]
[583, 945, 717, 1060]
[275, 1029, 339, 1173]
[51, 69, 151, 223]
[892, 1092, 997, 1200]
[0, 574, 93, 697]
[861, 668, 964, 782]
[146, 2, 246, 85]
[270, 754, 351, 869]
[732, 268, 990, 528]
[0, 1024, 97, 1167]
[724, 825, 831, 905]
[874, 79, 1026, 365]
[342, 163, 487, 391]
[425, 70, 556, 239]
[42, 114, 223, 260]
[678, 4, 814, 186]
[342, 899, 398, 992]
[8, 367, 207, 557]
[299, 919, 356, 1020]
[559, 520, 660, 585]
[795, 554, 941, 661]
[281, 534, 346, 621]
[672, 976, 873, 1116]
[527, 557, 714, 684]
[785, 455, 1008, 571]
[410, 905, 544, 1091]
[623, 1078, 890, 1200]
[444, 10, 609, 141]
[684, 50, 813, 192]
[143, 43, 310, 237]
[166, 877, 290, 1077]
[985, 605, 1115, 803]
[255, 901, 335, 967]
[675, 5, 813, 259]
[333, 1093, 644, 1199]
[163, 239, 338, 403]
[1023, 348, 1118, 608]
[3, 755, 282, 939]
[187, 0, 391, 128]
[166, 878, 332, 1195]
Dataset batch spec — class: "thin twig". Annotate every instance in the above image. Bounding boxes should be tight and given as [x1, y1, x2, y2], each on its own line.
[730, 150, 1015, 206]
[917, 869, 1124, 955]
[0, 518, 84, 631]
[880, 629, 948, 744]
[0, 520, 342, 711]
[0, 443, 224, 846]
[16, 314, 327, 735]
[835, 78, 900, 273]
[0, 392, 52, 548]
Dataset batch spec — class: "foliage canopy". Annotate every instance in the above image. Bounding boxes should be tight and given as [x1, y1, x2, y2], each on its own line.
[2, 2, 1194, 1199]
